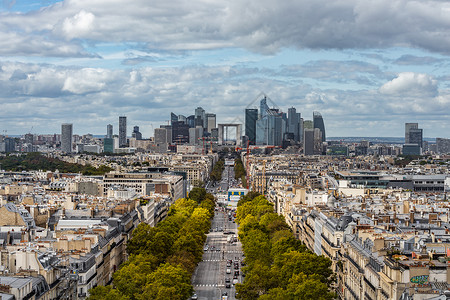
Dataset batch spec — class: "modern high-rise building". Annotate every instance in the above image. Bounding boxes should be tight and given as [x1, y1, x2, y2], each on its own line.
[4, 137, 15, 153]
[160, 125, 172, 143]
[132, 126, 142, 140]
[187, 115, 195, 128]
[61, 123, 73, 153]
[405, 123, 418, 144]
[178, 114, 187, 124]
[170, 112, 178, 125]
[119, 116, 127, 148]
[154, 128, 169, 144]
[206, 113, 216, 133]
[172, 121, 189, 144]
[106, 124, 113, 138]
[259, 96, 270, 119]
[303, 129, 314, 155]
[409, 128, 423, 146]
[103, 138, 114, 153]
[189, 126, 203, 145]
[288, 107, 300, 142]
[436, 138, 450, 154]
[195, 107, 206, 129]
[245, 108, 258, 145]
[313, 112, 326, 142]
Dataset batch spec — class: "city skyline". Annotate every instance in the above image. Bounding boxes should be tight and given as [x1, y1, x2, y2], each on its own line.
[1, 1, 450, 138]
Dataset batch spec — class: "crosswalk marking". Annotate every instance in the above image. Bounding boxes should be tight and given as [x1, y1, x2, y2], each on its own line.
[194, 284, 224, 287]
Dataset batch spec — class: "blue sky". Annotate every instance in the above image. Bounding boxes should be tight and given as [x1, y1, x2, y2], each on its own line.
[1, 0, 450, 138]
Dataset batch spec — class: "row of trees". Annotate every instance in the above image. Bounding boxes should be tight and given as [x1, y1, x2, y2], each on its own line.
[88, 189, 216, 300]
[235, 193, 335, 300]
[234, 157, 247, 187]
[0, 152, 112, 175]
[210, 159, 225, 182]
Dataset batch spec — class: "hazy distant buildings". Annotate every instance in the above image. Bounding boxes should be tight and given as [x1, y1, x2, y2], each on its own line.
[436, 138, 450, 154]
[61, 123, 73, 153]
[119, 116, 127, 148]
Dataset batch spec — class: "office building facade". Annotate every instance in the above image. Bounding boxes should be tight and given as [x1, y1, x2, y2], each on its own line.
[313, 111, 326, 142]
[106, 124, 113, 139]
[245, 108, 258, 145]
[119, 116, 127, 148]
[405, 123, 418, 144]
[61, 123, 73, 153]
[206, 113, 216, 134]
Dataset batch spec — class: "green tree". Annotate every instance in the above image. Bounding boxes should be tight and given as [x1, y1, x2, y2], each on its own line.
[138, 263, 193, 300]
[113, 254, 158, 299]
[88, 285, 129, 300]
[274, 251, 333, 285]
[188, 187, 207, 203]
[284, 273, 335, 300]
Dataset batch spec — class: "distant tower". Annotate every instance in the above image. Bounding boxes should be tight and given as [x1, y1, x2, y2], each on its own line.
[288, 107, 300, 142]
[303, 129, 314, 155]
[245, 108, 258, 145]
[259, 96, 270, 119]
[119, 116, 127, 148]
[132, 126, 142, 140]
[195, 107, 206, 129]
[206, 113, 216, 133]
[313, 111, 326, 142]
[106, 124, 113, 138]
[405, 123, 418, 144]
[61, 123, 73, 153]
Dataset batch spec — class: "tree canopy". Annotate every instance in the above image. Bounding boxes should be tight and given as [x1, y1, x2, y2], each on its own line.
[88, 188, 216, 300]
[235, 193, 335, 299]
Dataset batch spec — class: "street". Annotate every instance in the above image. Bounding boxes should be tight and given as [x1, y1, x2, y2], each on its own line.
[191, 207, 243, 300]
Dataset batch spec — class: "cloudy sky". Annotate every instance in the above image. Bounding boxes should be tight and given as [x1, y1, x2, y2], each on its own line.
[1, 0, 450, 138]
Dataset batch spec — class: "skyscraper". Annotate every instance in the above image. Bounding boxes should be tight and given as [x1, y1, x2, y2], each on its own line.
[119, 116, 127, 148]
[106, 124, 113, 138]
[303, 129, 314, 155]
[245, 108, 258, 145]
[61, 123, 73, 153]
[170, 112, 178, 125]
[405, 123, 418, 144]
[313, 111, 326, 142]
[288, 107, 300, 142]
[195, 107, 206, 129]
[154, 128, 169, 144]
[259, 96, 270, 119]
[132, 126, 142, 140]
[206, 113, 216, 133]
[409, 128, 423, 146]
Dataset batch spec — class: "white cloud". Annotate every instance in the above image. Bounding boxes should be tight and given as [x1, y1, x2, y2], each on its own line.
[2, 0, 450, 56]
[62, 10, 96, 40]
[379, 72, 438, 97]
